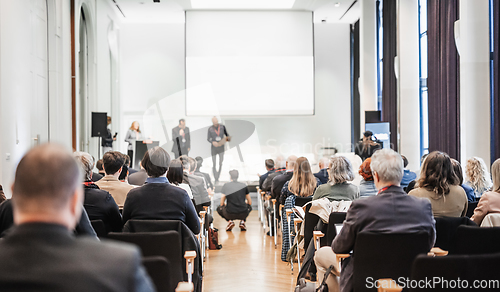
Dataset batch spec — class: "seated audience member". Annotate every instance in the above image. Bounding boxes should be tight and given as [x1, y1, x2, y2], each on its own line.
[124, 155, 138, 175]
[313, 156, 359, 201]
[465, 157, 492, 200]
[167, 159, 194, 200]
[471, 159, 500, 225]
[261, 155, 286, 192]
[74, 152, 123, 233]
[354, 131, 382, 161]
[400, 155, 417, 189]
[409, 151, 468, 217]
[314, 157, 330, 185]
[194, 156, 214, 190]
[0, 144, 154, 292]
[96, 159, 105, 176]
[281, 157, 319, 261]
[128, 162, 148, 186]
[91, 156, 103, 182]
[358, 158, 377, 197]
[118, 164, 129, 183]
[0, 185, 5, 204]
[274, 155, 298, 203]
[315, 148, 435, 292]
[95, 151, 134, 208]
[217, 170, 252, 231]
[451, 159, 476, 202]
[404, 153, 430, 193]
[122, 147, 200, 234]
[180, 155, 210, 213]
[259, 159, 276, 190]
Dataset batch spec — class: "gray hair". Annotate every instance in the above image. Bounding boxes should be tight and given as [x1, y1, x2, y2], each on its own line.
[73, 151, 94, 181]
[328, 156, 354, 185]
[275, 155, 286, 169]
[370, 148, 404, 184]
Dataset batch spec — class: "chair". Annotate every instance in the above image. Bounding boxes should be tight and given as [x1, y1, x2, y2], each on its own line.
[326, 212, 347, 246]
[294, 196, 312, 207]
[454, 225, 500, 255]
[466, 201, 478, 218]
[434, 216, 476, 253]
[90, 219, 107, 238]
[142, 256, 171, 292]
[303, 205, 328, 252]
[108, 231, 183, 292]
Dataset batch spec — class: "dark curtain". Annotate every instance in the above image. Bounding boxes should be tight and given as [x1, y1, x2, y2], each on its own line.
[351, 20, 360, 150]
[493, 0, 500, 162]
[427, 0, 460, 160]
[381, 0, 398, 151]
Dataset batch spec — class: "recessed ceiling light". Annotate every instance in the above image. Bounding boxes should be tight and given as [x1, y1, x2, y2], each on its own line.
[191, 0, 296, 9]
[334, 2, 341, 7]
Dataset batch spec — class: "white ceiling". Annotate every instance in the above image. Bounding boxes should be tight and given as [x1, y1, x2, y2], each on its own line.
[111, 0, 359, 23]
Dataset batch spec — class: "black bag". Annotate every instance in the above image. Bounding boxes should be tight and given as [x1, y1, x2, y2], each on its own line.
[294, 265, 335, 292]
[208, 227, 222, 250]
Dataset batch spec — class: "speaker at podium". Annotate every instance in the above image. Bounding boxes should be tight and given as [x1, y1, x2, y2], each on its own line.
[133, 140, 159, 169]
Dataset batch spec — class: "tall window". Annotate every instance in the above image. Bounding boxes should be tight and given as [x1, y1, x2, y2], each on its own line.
[418, 0, 429, 158]
[376, 0, 383, 110]
[489, 0, 495, 163]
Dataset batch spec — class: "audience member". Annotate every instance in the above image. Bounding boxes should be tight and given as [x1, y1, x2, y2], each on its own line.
[217, 170, 252, 231]
[95, 151, 134, 208]
[465, 157, 492, 200]
[96, 159, 105, 175]
[354, 131, 382, 161]
[124, 154, 138, 175]
[400, 155, 417, 189]
[471, 159, 500, 225]
[91, 156, 103, 182]
[122, 147, 200, 234]
[74, 152, 123, 233]
[0, 185, 5, 204]
[274, 155, 298, 203]
[118, 164, 129, 182]
[180, 155, 210, 213]
[404, 153, 429, 193]
[259, 159, 276, 190]
[281, 157, 319, 261]
[313, 156, 359, 201]
[314, 157, 330, 185]
[167, 159, 194, 199]
[261, 155, 286, 192]
[358, 158, 377, 197]
[451, 159, 476, 202]
[315, 148, 435, 292]
[194, 156, 213, 190]
[0, 144, 154, 292]
[409, 151, 467, 217]
[128, 162, 148, 186]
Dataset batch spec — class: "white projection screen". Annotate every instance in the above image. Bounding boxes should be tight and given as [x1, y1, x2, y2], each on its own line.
[185, 11, 314, 116]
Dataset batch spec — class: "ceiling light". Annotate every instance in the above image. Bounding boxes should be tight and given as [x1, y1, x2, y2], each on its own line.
[191, 0, 296, 9]
[334, 2, 341, 7]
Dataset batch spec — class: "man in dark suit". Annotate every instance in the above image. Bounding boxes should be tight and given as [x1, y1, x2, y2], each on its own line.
[314, 149, 435, 292]
[258, 159, 275, 190]
[0, 144, 154, 292]
[314, 157, 330, 185]
[273, 155, 297, 203]
[261, 156, 286, 192]
[172, 119, 191, 158]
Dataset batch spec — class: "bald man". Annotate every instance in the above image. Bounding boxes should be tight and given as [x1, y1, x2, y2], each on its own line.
[314, 157, 331, 185]
[0, 144, 154, 292]
[207, 116, 230, 183]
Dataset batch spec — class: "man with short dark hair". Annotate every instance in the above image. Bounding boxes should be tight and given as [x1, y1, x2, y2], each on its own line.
[172, 119, 191, 158]
[0, 144, 154, 292]
[95, 151, 135, 208]
[194, 156, 213, 190]
[258, 159, 275, 190]
[217, 170, 252, 231]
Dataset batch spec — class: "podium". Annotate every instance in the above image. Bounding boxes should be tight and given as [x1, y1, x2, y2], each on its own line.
[133, 140, 159, 169]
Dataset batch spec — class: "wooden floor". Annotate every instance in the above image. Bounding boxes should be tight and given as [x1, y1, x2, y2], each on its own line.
[203, 211, 296, 292]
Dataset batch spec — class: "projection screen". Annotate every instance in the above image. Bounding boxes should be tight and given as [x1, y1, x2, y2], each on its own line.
[185, 11, 314, 116]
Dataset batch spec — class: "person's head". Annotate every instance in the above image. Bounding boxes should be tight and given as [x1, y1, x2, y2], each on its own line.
[179, 155, 190, 172]
[328, 156, 355, 185]
[275, 155, 286, 169]
[107, 116, 112, 126]
[12, 144, 83, 229]
[286, 155, 298, 171]
[187, 156, 197, 173]
[195, 156, 203, 171]
[265, 159, 275, 171]
[96, 159, 104, 173]
[417, 151, 459, 195]
[102, 151, 125, 176]
[401, 155, 409, 168]
[465, 157, 492, 192]
[451, 159, 464, 185]
[141, 146, 170, 178]
[359, 158, 373, 182]
[212, 116, 219, 126]
[73, 151, 94, 182]
[491, 159, 500, 193]
[363, 131, 373, 141]
[318, 157, 330, 170]
[370, 148, 404, 189]
[229, 169, 239, 181]
[288, 157, 317, 197]
[130, 121, 140, 132]
[179, 119, 186, 129]
[166, 159, 184, 185]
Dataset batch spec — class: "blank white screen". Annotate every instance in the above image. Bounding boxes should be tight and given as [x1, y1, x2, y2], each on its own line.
[186, 11, 314, 116]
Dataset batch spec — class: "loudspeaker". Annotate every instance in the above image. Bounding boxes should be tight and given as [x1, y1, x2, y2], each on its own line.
[91, 112, 107, 138]
[365, 111, 381, 123]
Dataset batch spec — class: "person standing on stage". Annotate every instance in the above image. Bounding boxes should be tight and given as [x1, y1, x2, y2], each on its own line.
[171, 119, 191, 158]
[207, 116, 230, 183]
[102, 116, 116, 154]
[124, 121, 142, 165]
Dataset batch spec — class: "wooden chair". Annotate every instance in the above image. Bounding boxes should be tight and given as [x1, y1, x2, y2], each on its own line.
[285, 209, 294, 272]
[184, 251, 197, 285]
[176, 282, 194, 292]
[271, 199, 277, 247]
[294, 218, 303, 271]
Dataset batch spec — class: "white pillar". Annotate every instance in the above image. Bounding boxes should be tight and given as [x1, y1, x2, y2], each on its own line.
[397, 0, 421, 171]
[359, 0, 378, 134]
[459, 0, 490, 164]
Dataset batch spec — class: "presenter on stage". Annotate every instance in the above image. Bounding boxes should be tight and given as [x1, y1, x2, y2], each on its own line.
[124, 121, 142, 164]
[207, 117, 230, 183]
[171, 119, 190, 158]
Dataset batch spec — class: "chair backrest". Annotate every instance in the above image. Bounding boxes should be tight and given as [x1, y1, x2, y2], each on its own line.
[352, 231, 431, 292]
[142, 256, 172, 292]
[480, 213, 500, 227]
[326, 212, 347, 246]
[409, 253, 500, 292]
[107, 231, 183, 290]
[434, 216, 477, 253]
[295, 196, 312, 207]
[90, 219, 107, 238]
[303, 204, 328, 251]
[466, 201, 478, 218]
[454, 225, 500, 255]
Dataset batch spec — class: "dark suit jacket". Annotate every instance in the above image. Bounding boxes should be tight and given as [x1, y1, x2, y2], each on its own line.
[185, 173, 210, 207]
[314, 168, 329, 185]
[122, 182, 201, 234]
[84, 183, 123, 233]
[333, 186, 435, 292]
[194, 170, 213, 190]
[272, 171, 294, 201]
[171, 126, 191, 155]
[0, 223, 154, 292]
[261, 168, 286, 192]
[259, 169, 275, 190]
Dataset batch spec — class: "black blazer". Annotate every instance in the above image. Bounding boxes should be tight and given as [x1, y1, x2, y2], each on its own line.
[272, 171, 293, 202]
[0, 223, 154, 292]
[122, 182, 201, 234]
[314, 168, 329, 185]
[83, 183, 123, 233]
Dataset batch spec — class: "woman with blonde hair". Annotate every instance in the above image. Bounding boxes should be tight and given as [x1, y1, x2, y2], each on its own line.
[465, 157, 492, 200]
[280, 157, 319, 261]
[313, 155, 359, 201]
[471, 159, 500, 225]
[124, 121, 142, 165]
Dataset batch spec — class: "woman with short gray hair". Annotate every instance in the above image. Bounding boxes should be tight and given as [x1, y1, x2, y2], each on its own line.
[312, 156, 359, 201]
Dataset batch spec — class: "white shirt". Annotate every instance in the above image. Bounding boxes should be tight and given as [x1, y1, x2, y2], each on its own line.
[174, 183, 193, 199]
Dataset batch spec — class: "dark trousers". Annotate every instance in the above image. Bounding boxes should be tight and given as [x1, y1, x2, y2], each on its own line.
[217, 205, 252, 221]
[211, 146, 224, 182]
[127, 150, 134, 166]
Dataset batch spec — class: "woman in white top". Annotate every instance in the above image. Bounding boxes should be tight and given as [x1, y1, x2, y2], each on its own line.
[167, 159, 194, 200]
[465, 157, 492, 200]
[124, 121, 142, 165]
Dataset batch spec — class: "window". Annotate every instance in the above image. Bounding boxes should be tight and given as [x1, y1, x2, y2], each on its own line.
[376, 0, 383, 110]
[418, 0, 429, 158]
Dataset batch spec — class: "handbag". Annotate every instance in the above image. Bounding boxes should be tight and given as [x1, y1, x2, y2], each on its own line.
[208, 227, 222, 250]
[294, 265, 335, 292]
